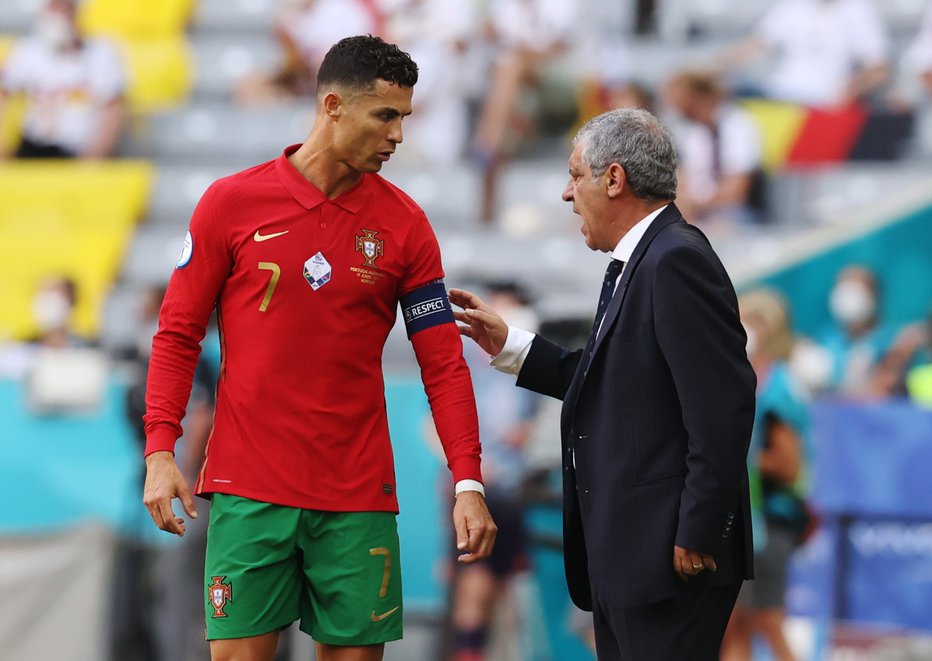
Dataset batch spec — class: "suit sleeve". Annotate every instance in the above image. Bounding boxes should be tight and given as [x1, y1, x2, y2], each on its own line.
[516, 335, 584, 401]
[401, 214, 483, 486]
[653, 244, 756, 554]
[143, 183, 232, 456]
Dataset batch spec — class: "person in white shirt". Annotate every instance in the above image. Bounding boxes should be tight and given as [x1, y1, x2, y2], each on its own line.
[905, 3, 932, 97]
[0, 0, 126, 159]
[726, 0, 890, 108]
[234, 0, 380, 105]
[381, 0, 480, 165]
[471, 0, 580, 222]
[664, 70, 763, 228]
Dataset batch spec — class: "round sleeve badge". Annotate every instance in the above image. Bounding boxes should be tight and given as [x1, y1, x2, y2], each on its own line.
[176, 230, 193, 268]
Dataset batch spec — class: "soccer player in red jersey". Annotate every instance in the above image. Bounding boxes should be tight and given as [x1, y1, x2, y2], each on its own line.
[142, 35, 496, 661]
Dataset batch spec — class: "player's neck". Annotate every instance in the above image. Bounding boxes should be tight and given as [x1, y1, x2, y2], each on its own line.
[288, 140, 363, 199]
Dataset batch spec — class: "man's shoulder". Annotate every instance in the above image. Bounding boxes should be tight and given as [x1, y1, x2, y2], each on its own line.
[206, 159, 278, 201]
[646, 218, 726, 273]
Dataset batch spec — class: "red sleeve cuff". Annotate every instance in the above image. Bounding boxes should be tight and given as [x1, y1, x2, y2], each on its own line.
[144, 426, 179, 457]
[448, 454, 483, 485]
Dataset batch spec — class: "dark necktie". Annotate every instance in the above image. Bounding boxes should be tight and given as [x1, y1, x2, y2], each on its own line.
[592, 258, 625, 335]
[579, 258, 625, 378]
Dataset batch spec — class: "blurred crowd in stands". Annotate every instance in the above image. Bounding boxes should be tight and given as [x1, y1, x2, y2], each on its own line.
[1, 1, 932, 660]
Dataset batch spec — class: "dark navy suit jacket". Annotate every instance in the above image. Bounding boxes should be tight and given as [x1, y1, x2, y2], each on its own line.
[517, 204, 756, 610]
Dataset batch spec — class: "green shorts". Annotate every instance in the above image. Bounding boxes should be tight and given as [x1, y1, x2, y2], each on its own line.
[204, 494, 403, 646]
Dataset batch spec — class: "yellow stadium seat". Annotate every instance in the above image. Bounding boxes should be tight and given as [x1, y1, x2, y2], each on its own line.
[0, 35, 24, 154]
[79, 0, 194, 40]
[119, 36, 194, 112]
[0, 161, 154, 340]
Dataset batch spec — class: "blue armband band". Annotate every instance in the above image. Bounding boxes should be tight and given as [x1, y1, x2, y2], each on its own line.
[401, 281, 455, 338]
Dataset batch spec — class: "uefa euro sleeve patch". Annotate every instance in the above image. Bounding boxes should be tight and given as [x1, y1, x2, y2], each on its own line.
[175, 230, 193, 268]
[401, 281, 454, 338]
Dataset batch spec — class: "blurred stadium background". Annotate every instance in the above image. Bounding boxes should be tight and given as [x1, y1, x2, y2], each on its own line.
[1, 0, 931, 659]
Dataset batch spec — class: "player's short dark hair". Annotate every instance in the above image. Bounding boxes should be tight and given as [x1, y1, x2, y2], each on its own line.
[317, 35, 418, 92]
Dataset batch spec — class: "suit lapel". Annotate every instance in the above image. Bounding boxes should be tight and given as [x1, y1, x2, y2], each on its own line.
[565, 204, 683, 414]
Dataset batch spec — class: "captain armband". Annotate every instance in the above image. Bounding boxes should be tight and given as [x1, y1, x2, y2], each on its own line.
[400, 280, 455, 339]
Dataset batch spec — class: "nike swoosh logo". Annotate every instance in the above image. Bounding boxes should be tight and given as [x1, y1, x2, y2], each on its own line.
[253, 230, 290, 242]
[370, 606, 400, 622]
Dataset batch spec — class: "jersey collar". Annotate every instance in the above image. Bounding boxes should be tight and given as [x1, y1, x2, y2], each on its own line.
[275, 144, 370, 213]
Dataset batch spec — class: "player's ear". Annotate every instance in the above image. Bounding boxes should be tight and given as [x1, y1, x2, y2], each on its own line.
[322, 91, 343, 120]
[605, 162, 626, 199]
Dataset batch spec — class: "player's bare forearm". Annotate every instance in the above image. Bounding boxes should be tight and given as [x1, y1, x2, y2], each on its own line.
[143, 450, 198, 536]
[452, 490, 497, 563]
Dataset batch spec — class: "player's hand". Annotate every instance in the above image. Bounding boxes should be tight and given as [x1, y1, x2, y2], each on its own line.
[452, 490, 497, 564]
[673, 545, 717, 582]
[449, 288, 509, 357]
[143, 450, 198, 537]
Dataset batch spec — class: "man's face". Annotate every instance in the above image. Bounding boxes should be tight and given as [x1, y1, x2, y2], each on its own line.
[562, 141, 611, 252]
[331, 79, 413, 174]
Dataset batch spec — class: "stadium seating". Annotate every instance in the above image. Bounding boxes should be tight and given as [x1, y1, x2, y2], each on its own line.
[0, 161, 153, 340]
[194, 0, 277, 33]
[78, 0, 194, 40]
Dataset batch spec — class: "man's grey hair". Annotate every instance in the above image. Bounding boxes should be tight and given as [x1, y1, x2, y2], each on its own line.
[574, 108, 678, 201]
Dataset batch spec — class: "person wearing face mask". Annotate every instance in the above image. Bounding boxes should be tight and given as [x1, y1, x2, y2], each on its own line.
[29, 275, 86, 347]
[722, 288, 810, 661]
[0, 0, 126, 159]
[819, 265, 895, 399]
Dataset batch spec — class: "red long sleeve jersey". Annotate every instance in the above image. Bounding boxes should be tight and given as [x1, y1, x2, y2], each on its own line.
[144, 146, 482, 512]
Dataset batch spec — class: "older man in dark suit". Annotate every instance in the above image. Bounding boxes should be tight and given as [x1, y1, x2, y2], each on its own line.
[451, 108, 756, 660]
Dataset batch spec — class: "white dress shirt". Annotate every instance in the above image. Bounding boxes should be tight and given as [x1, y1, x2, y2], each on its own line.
[491, 205, 668, 375]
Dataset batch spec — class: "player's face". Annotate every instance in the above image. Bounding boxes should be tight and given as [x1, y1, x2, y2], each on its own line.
[563, 141, 611, 252]
[335, 79, 413, 173]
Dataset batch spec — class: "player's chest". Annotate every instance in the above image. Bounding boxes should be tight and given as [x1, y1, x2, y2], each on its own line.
[230, 205, 403, 306]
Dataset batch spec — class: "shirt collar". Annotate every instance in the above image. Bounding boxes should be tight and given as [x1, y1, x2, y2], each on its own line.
[611, 204, 668, 262]
[274, 144, 370, 213]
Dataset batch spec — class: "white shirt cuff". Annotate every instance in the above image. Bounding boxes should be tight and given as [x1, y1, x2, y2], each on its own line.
[454, 479, 485, 497]
[490, 327, 535, 376]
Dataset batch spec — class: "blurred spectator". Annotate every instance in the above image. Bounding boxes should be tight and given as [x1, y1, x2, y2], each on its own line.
[471, 0, 578, 223]
[383, 0, 479, 164]
[23, 276, 107, 415]
[235, 0, 382, 105]
[723, 288, 811, 661]
[573, 11, 646, 124]
[904, 314, 932, 407]
[873, 311, 931, 400]
[816, 265, 896, 398]
[120, 284, 217, 661]
[28, 275, 86, 347]
[0, 0, 126, 159]
[725, 0, 889, 108]
[664, 70, 764, 229]
[446, 281, 542, 661]
[905, 3, 932, 96]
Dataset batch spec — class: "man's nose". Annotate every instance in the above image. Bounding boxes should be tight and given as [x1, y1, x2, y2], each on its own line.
[389, 121, 403, 144]
[562, 180, 573, 202]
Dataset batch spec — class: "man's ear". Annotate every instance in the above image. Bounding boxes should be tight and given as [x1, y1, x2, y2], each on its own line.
[605, 163, 626, 199]
[322, 91, 342, 120]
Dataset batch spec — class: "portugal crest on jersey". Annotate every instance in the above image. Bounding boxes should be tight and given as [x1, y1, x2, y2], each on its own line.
[209, 576, 233, 618]
[355, 229, 384, 267]
[304, 251, 332, 291]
